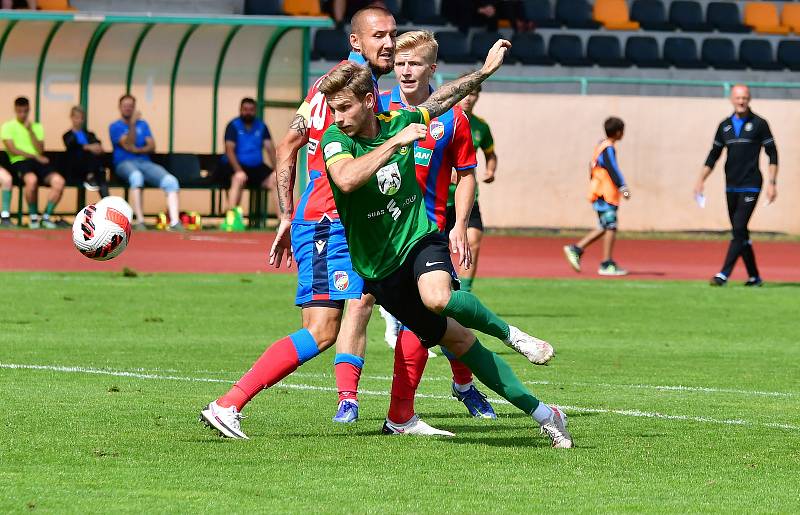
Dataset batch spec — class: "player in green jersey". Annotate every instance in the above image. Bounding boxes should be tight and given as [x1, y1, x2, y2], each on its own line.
[319, 42, 573, 447]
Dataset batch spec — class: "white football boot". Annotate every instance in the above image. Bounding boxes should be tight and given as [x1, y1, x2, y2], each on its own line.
[199, 401, 249, 439]
[382, 415, 455, 436]
[504, 325, 554, 365]
[539, 405, 573, 448]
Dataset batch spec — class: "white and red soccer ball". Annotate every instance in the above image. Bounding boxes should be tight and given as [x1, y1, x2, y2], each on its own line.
[72, 196, 133, 261]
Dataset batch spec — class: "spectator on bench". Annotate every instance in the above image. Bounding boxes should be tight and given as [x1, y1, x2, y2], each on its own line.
[109, 94, 181, 231]
[0, 164, 11, 227]
[1, 96, 66, 229]
[63, 105, 109, 198]
[217, 97, 277, 230]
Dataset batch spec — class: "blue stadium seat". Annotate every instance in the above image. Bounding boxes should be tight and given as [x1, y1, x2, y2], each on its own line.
[625, 36, 668, 68]
[706, 2, 750, 33]
[313, 28, 351, 61]
[403, 0, 445, 25]
[555, 0, 601, 29]
[548, 34, 592, 66]
[669, 1, 712, 32]
[434, 31, 472, 64]
[471, 32, 505, 63]
[244, 0, 283, 15]
[777, 40, 800, 71]
[739, 39, 783, 70]
[701, 38, 746, 70]
[522, 0, 560, 28]
[587, 35, 630, 67]
[663, 37, 707, 68]
[630, 0, 674, 31]
[510, 32, 554, 65]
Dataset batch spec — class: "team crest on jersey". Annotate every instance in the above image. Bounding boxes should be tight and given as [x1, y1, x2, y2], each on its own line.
[473, 130, 482, 143]
[399, 145, 409, 155]
[414, 147, 433, 167]
[430, 121, 445, 141]
[376, 162, 402, 195]
[334, 271, 349, 291]
[744, 122, 753, 132]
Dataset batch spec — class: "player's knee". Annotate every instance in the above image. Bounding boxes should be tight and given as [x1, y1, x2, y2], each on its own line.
[304, 319, 339, 350]
[420, 287, 452, 315]
[439, 321, 475, 357]
[160, 174, 180, 193]
[127, 171, 145, 189]
[23, 174, 38, 188]
[232, 171, 247, 186]
[49, 174, 65, 190]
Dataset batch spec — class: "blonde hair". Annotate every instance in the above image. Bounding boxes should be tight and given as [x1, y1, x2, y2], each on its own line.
[70, 105, 85, 117]
[319, 61, 374, 100]
[395, 30, 438, 64]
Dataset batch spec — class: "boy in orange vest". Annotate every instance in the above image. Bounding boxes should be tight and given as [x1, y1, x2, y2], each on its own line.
[563, 117, 631, 276]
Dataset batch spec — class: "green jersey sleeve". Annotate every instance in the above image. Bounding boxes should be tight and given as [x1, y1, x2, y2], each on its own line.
[321, 125, 356, 169]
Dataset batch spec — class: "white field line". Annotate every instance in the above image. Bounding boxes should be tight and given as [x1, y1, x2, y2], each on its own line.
[1, 362, 797, 431]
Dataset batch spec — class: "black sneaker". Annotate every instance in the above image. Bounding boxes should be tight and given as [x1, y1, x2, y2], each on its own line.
[744, 277, 764, 287]
[0, 216, 13, 228]
[709, 273, 727, 286]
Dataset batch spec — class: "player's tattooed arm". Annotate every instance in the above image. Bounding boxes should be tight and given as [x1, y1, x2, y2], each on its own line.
[289, 113, 308, 137]
[274, 114, 310, 217]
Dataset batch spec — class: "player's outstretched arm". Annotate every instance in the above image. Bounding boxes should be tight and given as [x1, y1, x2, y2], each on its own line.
[419, 39, 511, 119]
[450, 170, 476, 269]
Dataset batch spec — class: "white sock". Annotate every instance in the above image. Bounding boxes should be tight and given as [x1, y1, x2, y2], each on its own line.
[1, 210, 9, 218]
[42, 213, 50, 220]
[532, 403, 554, 425]
[454, 381, 473, 393]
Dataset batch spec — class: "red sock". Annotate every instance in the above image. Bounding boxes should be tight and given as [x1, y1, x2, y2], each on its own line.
[449, 358, 474, 386]
[387, 329, 430, 424]
[217, 336, 300, 411]
[335, 362, 362, 402]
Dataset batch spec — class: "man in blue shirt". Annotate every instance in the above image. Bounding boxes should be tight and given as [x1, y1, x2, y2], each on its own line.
[109, 94, 181, 230]
[217, 97, 277, 230]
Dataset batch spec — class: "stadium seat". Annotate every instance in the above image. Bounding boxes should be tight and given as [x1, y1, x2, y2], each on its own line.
[555, 0, 601, 29]
[313, 28, 350, 61]
[663, 37, 706, 68]
[743, 3, 790, 35]
[587, 35, 630, 67]
[37, 0, 76, 10]
[630, 0, 673, 31]
[777, 40, 800, 70]
[434, 31, 472, 63]
[403, 0, 445, 25]
[521, 0, 560, 28]
[669, 1, 712, 32]
[471, 32, 505, 63]
[245, 0, 283, 15]
[739, 39, 784, 70]
[283, 0, 321, 16]
[593, 0, 640, 30]
[706, 2, 750, 33]
[548, 34, 592, 67]
[780, 4, 800, 33]
[510, 32, 554, 65]
[625, 36, 668, 68]
[701, 38, 746, 70]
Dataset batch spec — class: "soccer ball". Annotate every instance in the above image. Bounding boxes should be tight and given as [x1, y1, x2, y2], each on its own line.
[72, 196, 133, 261]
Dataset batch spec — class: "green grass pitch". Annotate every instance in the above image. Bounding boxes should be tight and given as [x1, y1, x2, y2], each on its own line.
[1, 272, 798, 513]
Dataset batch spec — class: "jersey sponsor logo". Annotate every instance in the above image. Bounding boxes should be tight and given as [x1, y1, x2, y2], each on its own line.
[315, 239, 327, 254]
[307, 138, 319, 155]
[399, 146, 409, 155]
[386, 198, 401, 220]
[430, 121, 445, 141]
[376, 162, 402, 195]
[333, 271, 349, 291]
[414, 147, 433, 167]
[744, 196, 756, 203]
[324, 141, 343, 160]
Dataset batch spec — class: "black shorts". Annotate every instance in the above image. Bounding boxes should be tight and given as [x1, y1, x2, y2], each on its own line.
[362, 233, 459, 348]
[217, 161, 273, 188]
[444, 201, 484, 234]
[10, 159, 57, 182]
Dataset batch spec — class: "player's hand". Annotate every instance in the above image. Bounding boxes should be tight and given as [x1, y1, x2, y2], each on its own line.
[133, 110, 142, 121]
[693, 180, 704, 198]
[35, 155, 49, 165]
[449, 222, 472, 270]
[620, 185, 631, 200]
[269, 218, 293, 269]
[482, 169, 495, 184]
[480, 39, 512, 76]
[766, 183, 777, 204]
[395, 123, 427, 146]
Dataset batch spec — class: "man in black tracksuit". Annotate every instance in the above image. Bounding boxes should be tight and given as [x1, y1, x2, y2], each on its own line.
[695, 85, 778, 287]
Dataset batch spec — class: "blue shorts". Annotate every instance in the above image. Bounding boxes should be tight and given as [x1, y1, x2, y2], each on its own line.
[592, 199, 618, 230]
[292, 219, 364, 307]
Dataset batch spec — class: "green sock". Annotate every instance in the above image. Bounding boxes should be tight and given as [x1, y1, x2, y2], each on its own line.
[459, 276, 474, 292]
[45, 201, 56, 216]
[1, 190, 10, 213]
[458, 339, 540, 414]
[28, 202, 38, 216]
[442, 290, 510, 341]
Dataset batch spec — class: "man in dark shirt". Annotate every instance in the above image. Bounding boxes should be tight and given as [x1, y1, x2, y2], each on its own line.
[63, 105, 109, 198]
[695, 84, 778, 287]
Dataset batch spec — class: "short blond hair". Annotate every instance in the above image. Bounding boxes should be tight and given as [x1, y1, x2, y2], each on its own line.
[396, 30, 438, 64]
[319, 61, 374, 100]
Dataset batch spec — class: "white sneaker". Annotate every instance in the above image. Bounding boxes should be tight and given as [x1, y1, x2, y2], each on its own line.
[381, 415, 455, 436]
[539, 405, 573, 448]
[504, 325, 554, 365]
[379, 306, 401, 350]
[199, 401, 249, 439]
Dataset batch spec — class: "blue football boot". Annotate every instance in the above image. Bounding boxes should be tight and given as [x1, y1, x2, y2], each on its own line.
[332, 400, 359, 423]
[451, 383, 497, 419]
